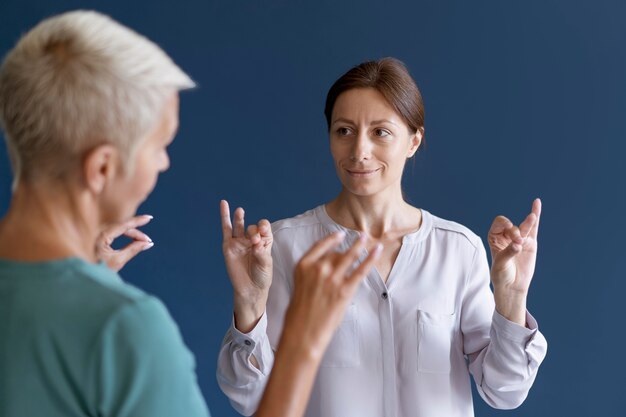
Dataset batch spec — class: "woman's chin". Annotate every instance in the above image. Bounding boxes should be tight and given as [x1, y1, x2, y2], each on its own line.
[340, 184, 379, 198]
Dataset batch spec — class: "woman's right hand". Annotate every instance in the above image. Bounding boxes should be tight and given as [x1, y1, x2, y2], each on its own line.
[281, 232, 382, 360]
[220, 200, 273, 333]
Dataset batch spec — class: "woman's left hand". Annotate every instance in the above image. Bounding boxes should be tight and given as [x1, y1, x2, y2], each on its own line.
[487, 199, 541, 325]
[96, 215, 154, 272]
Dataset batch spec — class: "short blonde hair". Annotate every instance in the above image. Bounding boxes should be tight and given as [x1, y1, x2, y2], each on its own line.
[0, 10, 195, 185]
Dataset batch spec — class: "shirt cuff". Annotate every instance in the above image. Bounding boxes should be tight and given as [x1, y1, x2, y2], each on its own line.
[492, 309, 539, 344]
[229, 310, 268, 353]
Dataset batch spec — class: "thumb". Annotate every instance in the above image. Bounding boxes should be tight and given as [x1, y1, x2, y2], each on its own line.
[110, 241, 154, 272]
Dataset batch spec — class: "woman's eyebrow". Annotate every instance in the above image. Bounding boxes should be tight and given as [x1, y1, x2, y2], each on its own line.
[370, 119, 399, 127]
[331, 117, 355, 126]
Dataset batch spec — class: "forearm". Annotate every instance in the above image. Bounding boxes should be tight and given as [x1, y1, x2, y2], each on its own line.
[255, 331, 322, 417]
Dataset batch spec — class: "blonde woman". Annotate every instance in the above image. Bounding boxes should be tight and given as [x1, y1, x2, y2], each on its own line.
[0, 11, 379, 417]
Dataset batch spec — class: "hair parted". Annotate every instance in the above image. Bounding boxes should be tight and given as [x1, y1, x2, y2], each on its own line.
[0, 10, 195, 185]
[324, 57, 425, 135]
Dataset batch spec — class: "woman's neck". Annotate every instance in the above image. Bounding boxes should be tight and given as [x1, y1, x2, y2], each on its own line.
[325, 187, 421, 239]
[0, 181, 100, 262]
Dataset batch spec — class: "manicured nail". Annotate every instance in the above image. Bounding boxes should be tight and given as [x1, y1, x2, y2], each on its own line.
[335, 231, 346, 239]
[374, 243, 383, 253]
[144, 214, 154, 220]
[143, 242, 154, 250]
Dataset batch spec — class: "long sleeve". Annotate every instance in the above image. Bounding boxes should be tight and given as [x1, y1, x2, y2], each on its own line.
[462, 241, 548, 409]
[216, 312, 274, 416]
[216, 239, 292, 416]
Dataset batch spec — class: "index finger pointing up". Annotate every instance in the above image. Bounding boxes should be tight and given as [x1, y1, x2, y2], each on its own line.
[530, 198, 542, 238]
[220, 200, 233, 242]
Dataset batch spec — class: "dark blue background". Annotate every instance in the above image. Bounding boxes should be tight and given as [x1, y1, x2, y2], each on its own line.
[1, 1, 624, 416]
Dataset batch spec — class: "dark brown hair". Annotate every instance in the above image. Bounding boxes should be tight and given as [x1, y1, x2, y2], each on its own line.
[324, 57, 425, 135]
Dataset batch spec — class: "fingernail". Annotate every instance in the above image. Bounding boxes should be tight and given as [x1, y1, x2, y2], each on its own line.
[374, 243, 383, 253]
[143, 242, 154, 250]
[359, 232, 367, 242]
[335, 231, 346, 239]
[144, 214, 154, 220]
[145, 235, 153, 243]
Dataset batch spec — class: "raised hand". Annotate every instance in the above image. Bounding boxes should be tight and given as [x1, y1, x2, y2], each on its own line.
[487, 198, 542, 325]
[283, 232, 382, 358]
[96, 215, 154, 272]
[255, 232, 381, 417]
[220, 200, 273, 333]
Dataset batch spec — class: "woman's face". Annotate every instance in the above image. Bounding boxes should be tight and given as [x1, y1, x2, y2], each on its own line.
[329, 88, 421, 198]
[102, 93, 179, 222]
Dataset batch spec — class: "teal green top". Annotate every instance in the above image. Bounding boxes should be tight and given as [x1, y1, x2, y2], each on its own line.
[0, 258, 210, 417]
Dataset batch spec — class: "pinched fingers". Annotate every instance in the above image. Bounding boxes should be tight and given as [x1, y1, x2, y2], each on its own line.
[103, 215, 153, 241]
[257, 219, 272, 240]
[503, 224, 524, 244]
[247, 224, 260, 243]
[124, 228, 152, 243]
[119, 239, 154, 261]
[489, 215, 514, 236]
[252, 220, 273, 253]
[107, 240, 154, 272]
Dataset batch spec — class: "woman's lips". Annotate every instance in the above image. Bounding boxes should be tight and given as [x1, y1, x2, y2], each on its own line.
[346, 168, 381, 177]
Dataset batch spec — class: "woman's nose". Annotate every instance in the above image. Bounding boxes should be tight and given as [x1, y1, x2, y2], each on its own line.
[350, 133, 371, 162]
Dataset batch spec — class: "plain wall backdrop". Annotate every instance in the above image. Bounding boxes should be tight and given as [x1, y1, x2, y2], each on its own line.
[1, 0, 624, 416]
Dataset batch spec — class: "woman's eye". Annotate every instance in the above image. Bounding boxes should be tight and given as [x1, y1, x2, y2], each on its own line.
[337, 127, 353, 136]
[374, 128, 391, 138]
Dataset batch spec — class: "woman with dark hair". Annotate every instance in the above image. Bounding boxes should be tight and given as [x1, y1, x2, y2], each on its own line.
[218, 57, 547, 417]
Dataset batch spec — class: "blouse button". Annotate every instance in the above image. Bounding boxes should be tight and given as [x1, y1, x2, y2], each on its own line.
[381, 292, 389, 300]
[244, 340, 252, 346]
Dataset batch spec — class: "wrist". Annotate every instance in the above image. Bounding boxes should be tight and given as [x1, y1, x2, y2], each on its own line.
[277, 326, 325, 365]
[493, 288, 528, 326]
[233, 295, 267, 333]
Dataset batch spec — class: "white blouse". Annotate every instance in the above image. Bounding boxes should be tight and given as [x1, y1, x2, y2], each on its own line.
[217, 206, 547, 417]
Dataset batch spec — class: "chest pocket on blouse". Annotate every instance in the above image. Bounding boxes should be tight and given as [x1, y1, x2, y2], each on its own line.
[320, 304, 360, 367]
[417, 310, 456, 374]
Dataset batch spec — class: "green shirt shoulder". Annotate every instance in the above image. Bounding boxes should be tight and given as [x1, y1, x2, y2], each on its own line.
[0, 258, 210, 417]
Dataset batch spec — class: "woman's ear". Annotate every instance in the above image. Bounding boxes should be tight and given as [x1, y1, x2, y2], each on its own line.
[83, 144, 120, 194]
[407, 128, 424, 158]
